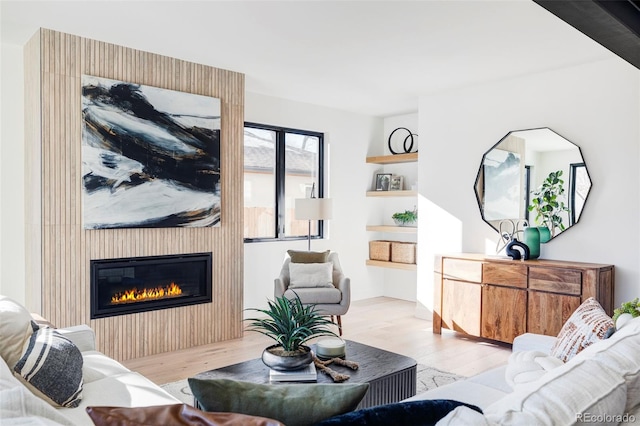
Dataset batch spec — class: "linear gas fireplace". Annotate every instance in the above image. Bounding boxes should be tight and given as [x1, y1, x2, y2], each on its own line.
[90, 253, 212, 319]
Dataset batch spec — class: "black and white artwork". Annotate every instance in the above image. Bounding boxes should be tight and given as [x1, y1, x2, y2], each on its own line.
[81, 75, 221, 229]
[483, 149, 521, 221]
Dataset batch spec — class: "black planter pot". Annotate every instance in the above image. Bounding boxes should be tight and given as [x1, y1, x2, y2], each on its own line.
[261, 344, 313, 371]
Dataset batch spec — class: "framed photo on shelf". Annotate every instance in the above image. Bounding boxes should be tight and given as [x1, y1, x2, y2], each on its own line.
[389, 175, 404, 191]
[375, 173, 392, 191]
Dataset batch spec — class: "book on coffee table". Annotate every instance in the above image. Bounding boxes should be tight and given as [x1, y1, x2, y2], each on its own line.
[269, 363, 317, 382]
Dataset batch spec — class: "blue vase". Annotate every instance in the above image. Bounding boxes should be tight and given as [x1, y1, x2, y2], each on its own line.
[523, 227, 540, 259]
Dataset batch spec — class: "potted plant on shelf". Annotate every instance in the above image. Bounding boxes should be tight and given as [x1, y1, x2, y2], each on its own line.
[392, 207, 418, 227]
[527, 170, 570, 238]
[245, 294, 339, 371]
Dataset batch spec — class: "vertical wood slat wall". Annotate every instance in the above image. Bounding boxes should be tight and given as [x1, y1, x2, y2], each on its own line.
[24, 28, 245, 361]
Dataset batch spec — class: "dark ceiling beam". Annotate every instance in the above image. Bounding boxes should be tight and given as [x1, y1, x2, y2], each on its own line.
[533, 0, 640, 69]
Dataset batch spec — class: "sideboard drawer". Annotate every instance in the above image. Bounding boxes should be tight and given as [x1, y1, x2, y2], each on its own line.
[482, 263, 527, 288]
[529, 267, 582, 295]
[442, 259, 482, 283]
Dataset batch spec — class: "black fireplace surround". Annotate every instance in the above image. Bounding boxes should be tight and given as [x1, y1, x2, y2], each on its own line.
[90, 253, 212, 319]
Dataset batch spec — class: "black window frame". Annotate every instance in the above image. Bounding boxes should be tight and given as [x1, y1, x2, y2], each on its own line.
[243, 122, 326, 243]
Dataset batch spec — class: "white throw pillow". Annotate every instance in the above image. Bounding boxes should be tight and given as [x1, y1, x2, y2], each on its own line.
[0, 295, 35, 368]
[485, 358, 626, 426]
[289, 262, 334, 289]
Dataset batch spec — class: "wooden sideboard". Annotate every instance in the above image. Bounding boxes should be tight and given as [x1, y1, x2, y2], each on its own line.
[433, 253, 614, 344]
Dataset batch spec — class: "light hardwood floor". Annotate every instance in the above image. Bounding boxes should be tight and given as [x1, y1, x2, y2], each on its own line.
[123, 297, 512, 385]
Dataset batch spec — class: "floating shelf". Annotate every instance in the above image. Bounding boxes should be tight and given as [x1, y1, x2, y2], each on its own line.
[366, 260, 417, 271]
[366, 152, 418, 164]
[366, 225, 417, 233]
[366, 190, 417, 197]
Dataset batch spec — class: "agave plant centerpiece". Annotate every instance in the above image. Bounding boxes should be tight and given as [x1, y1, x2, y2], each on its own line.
[245, 294, 339, 371]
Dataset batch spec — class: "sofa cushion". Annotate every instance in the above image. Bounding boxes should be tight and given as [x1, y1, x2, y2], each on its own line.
[287, 250, 330, 263]
[58, 372, 181, 425]
[484, 358, 626, 425]
[0, 295, 34, 368]
[82, 350, 135, 384]
[86, 403, 284, 426]
[404, 378, 508, 410]
[188, 378, 368, 426]
[315, 399, 482, 426]
[572, 316, 640, 412]
[550, 297, 613, 362]
[289, 262, 334, 288]
[284, 287, 342, 304]
[13, 321, 84, 408]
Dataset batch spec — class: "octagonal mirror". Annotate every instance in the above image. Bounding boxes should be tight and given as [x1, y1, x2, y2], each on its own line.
[474, 128, 591, 241]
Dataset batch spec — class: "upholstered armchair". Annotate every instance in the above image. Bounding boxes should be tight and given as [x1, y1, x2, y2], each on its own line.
[274, 252, 351, 335]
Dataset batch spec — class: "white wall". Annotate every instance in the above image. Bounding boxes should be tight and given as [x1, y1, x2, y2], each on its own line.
[243, 92, 386, 312]
[418, 57, 640, 312]
[0, 44, 26, 304]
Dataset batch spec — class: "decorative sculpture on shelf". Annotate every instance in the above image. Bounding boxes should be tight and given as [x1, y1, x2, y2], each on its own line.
[506, 239, 530, 260]
[387, 127, 418, 154]
[497, 219, 532, 260]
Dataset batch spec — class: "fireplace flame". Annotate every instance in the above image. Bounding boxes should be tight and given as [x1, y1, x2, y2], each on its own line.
[111, 282, 183, 304]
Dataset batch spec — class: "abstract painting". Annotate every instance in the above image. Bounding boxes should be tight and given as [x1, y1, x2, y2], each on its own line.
[81, 75, 221, 229]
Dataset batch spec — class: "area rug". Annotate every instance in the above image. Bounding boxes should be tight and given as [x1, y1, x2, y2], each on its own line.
[161, 364, 465, 405]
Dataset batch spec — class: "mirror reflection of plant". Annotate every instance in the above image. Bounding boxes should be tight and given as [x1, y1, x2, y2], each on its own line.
[527, 170, 570, 237]
[244, 294, 338, 353]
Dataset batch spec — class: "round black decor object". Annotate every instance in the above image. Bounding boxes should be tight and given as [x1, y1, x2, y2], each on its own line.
[388, 127, 418, 154]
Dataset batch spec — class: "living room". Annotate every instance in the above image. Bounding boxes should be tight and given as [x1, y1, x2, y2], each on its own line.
[0, 1, 639, 423]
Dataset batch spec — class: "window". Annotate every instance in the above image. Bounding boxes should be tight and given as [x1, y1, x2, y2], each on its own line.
[243, 122, 325, 242]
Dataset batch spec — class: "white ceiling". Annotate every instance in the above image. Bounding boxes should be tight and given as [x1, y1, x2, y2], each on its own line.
[0, 0, 615, 117]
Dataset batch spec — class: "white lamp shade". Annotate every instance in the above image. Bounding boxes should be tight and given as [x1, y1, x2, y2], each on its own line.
[295, 198, 332, 220]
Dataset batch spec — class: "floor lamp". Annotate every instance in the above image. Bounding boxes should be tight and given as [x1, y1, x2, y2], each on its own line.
[295, 197, 332, 251]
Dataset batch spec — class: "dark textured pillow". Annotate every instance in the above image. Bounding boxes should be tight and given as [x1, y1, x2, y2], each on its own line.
[13, 321, 83, 408]
[287, 250, 330, 263]
[188, 378, 369, 426]
[314, 399, 483, 426]
[86, 404, 285, 426]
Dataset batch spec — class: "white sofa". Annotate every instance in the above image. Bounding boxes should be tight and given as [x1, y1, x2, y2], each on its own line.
[0, 296, 181, 425]
[408, 317, 640, 425]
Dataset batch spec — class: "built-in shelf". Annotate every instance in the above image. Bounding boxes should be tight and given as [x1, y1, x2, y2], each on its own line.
[366, 225, 417, 234]
[366, 259, 417, 271]
[366, 190, 417, 197]
[365, 150, 418, 273]
[366, 152, 418, 164]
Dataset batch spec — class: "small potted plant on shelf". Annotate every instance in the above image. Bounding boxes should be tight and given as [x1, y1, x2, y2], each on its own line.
[527, 170, 570, 238]
[245, 294, 339, 371]
[392, 207, 418, 227]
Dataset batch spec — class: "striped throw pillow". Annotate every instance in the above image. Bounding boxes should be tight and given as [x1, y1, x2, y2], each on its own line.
[550, 297, 614, 363]
[13, 321, 84, 408]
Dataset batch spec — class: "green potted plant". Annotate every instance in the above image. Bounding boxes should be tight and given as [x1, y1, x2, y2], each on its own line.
[392, 207, 418, 227]
[527, 170, 570, 238]
[612, 298, 639, 329]
[245, 294, 339, 371]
